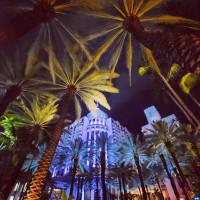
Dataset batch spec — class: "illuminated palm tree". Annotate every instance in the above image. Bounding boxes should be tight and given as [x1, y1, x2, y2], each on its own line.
[84, 0, 200, 76]
[138, 48, 200, 127]
[0, 98, 58, 199]
[53, 134, 90, 197]
[146, 151, 180, 200]
[107, 163, 136, 200]
[117, 134, 148, 200]
[0, 0, 98, 80]
[95, 133, 114, 200]
[0, 53, 43, 117]
[146, 120, 191, 192]
[24, 52, 119, 199]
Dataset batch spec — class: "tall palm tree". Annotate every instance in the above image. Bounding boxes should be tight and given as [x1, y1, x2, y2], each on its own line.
[148, 149, 180, 200]
[0, 0, 99, 79]
[117, 134, 149, 200]
[24, 52, 119, 199]
[107, 163, 136, 200]
[95, 132, 114, 200]
[146, 120, 191, 192]
[0, 98, 58, 199]
[83, 0, 200, 79]
[54, 134, 90, 197]
[139, 46, 199, 127]
[0, 53, 43, 117]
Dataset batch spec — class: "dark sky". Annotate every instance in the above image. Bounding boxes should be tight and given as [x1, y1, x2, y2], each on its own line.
[0, 0, 200, 134]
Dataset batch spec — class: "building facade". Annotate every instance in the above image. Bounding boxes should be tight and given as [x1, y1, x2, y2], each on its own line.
[50, 105, 131, 200]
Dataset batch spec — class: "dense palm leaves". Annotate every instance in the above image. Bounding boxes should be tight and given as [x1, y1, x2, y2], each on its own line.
[0, 98, 57, 199]
[95, 133, 112, 200]
[0, 53, 42, 117]
[146, 120, 191, 192]
[83, 0, 200, 85]
[53, 134, 89, 197]
[25, 53, 119, 199]
[0, 0, 96, 80]
[116, 135, 148, 200]
[1, 0, 200, 199]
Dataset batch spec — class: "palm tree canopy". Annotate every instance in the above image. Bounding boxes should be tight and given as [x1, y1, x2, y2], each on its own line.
[0, 0, 96, 80]
[0, 52, 43, 102]
[6, 97, 58, 130]
[22, 144, 46, 174]
[81, 0, 196, 83]
[53, 134, 90, 173]
[42, 50, 119, 119]
[117, 134, 149, 166]
[145, 120, 181, 153]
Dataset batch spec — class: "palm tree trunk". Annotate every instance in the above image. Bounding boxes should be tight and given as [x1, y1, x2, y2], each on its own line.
[122, 172, 127, 200]
[159, 154, 180, 199]
[70, 158, 78, 196]
[145, 185, 151, 200]
[168, 150, 191, 191]
[0, 3, 54, 48]
[173, 167, 190, 200]
[167, 91, 196, 127]
[138, 187, 141, 196]
[80, 178, 84, 200]
[118, 175, 123, 200]
[24, 95, 72, 200]
[0, 85, 21, 117]
[160, 74, 199, 126]
[126, 16, 200, 75]
[95, 175, 99, 200]
[101, 150, 107, 200]
[189, 94, 200, 108]
[155, 176, 164, 200]
[76, 175, 81, 200]
[134, 155, 147, 200]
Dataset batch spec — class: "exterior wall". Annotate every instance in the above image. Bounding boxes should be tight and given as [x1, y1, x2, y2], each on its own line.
[50, 107, 131, 199]
[141, 106, 179, 135]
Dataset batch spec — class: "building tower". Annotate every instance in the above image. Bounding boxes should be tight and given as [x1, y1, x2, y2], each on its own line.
[50, 105, 131, 199]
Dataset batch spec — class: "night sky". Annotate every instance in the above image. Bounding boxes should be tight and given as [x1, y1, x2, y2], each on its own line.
[0, 0, 200, 134]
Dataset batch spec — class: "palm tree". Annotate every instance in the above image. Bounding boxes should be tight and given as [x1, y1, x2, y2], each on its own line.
[95, 132, 113, 200]
[54, 134, 90, 197]
[148, 149, 180, 200]
[117, 134, 149, 200]
[107, 163, 137, 200]
[0, 98, 58, 199]
[24, 52, 119, 199]
[138, 47, 199, 127]
[146, 120, 191, 192]
[83, 0, 200, 79]
[0, 0, 99, 79]
[0, 53, 43, 117]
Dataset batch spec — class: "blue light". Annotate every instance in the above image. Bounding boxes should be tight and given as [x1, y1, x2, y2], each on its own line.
[194, 196, 200, 200]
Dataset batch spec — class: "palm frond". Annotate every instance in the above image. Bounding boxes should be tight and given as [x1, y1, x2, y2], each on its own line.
[140, 44, 161, 74]
[166, 63, 180, 81]
[179, 73, 199, 94]
[141, 15, 200, 26]
[126, 33, 133, 84]
[138, 0, 165, 18]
